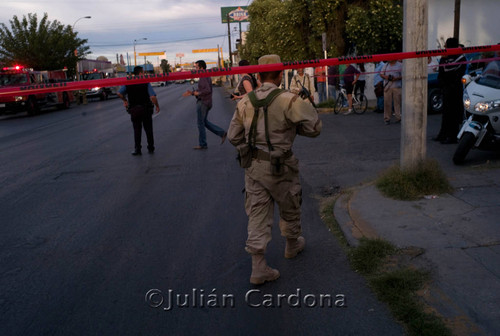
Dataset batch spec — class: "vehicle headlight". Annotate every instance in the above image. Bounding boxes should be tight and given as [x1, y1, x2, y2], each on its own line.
[474, 100, 500, 113]
[14, 96, 24, 102]
[90, 87, 100, 92]
[463, 91, 470, 110]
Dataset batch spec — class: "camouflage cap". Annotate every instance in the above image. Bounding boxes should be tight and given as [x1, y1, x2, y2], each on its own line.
[258, 54, 281, 65]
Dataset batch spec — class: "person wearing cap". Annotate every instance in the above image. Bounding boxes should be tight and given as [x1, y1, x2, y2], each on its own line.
[433, 37, 466, 144]
[227, 54, 322, 285]
[289, 68, 315, 103]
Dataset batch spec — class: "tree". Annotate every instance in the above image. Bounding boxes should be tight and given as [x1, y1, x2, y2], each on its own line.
[160, 59, 171, 74]
[345, 0, 403, 55]
[240, 0, 403, 62]
[241, 0, 345, 62]
[0, 13, 90, 77]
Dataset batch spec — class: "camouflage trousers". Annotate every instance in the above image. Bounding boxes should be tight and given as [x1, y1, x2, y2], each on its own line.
[244, 155, 302, 255]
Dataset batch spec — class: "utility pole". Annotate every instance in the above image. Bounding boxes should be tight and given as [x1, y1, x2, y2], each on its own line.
[217, 44, 221, 68]
[227, 13, 233, 86]
[227, 14, 233, 67]
[401, 0, 428, 170]
[454, 0, 461, 40]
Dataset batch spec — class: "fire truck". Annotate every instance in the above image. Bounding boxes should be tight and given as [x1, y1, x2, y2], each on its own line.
[0, 65, 73, 116]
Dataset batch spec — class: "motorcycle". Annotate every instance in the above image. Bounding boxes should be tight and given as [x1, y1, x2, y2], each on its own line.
[453, 60, 500, 164]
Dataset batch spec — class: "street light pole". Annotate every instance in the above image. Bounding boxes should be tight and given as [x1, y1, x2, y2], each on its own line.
[72, 16, 91, 81]
[134, 38, 147, 67]
[73, 16, 91, 29]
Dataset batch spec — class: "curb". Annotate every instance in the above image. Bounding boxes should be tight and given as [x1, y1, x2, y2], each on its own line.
[333, 187, 380, 247]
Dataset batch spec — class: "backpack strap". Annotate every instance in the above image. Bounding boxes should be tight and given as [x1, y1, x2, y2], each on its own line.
[248, 88, 284, 109]
[247, 88, 285, 152]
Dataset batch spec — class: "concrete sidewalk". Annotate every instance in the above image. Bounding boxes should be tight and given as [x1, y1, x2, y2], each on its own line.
[335, 166, 500, 335]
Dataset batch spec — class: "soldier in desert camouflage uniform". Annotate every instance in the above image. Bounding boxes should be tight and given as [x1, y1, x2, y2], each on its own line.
[227, 54, 322, 285]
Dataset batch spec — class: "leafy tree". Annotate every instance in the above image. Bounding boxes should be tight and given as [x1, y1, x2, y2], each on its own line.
[0, 13, 89, 77]
[241, 0, 347, 62]
[346, 0, 403, 54]
[240, 0, 403, 62]
[160, 59, 171, 74]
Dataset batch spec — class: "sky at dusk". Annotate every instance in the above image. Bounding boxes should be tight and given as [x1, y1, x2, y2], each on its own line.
[0, 0, 251, 67]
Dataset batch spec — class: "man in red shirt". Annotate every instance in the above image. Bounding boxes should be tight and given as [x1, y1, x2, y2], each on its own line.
[314, 67, 326, 103]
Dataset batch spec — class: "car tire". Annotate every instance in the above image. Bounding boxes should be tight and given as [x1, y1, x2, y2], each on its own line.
[428, 88, 443, 114]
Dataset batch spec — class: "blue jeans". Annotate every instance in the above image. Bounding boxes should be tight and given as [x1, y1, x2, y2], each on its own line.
[327, 84, 336, 102]
[317, 82, 326, 103]
[197, 101, 225, 147]
[377, 96, 384, 111]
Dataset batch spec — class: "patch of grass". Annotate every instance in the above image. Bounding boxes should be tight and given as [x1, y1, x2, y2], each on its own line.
[346, 238, 451, 336]
[376, 159, 452, 200]
[371, 269, 451, 336]
[316, 98, 336, 108]
[320, 191, 451, 334]
[348, 237, 397, 274]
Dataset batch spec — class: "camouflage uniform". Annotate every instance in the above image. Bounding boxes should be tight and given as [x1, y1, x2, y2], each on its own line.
[228, 82, 322, 255]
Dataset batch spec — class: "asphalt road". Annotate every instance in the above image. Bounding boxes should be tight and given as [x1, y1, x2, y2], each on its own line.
[3, 83, 472, 335]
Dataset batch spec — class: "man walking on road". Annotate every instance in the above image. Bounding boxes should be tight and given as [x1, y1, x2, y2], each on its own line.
[117, 66, 160, 155]
[228, 55, 322, 285]
[183, 60, 227, 149]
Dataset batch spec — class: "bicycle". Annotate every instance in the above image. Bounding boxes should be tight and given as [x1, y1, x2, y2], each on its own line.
[334, 83, 368, 114]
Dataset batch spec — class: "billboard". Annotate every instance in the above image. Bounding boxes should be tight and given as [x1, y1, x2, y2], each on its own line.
[221, 6, 249, 23]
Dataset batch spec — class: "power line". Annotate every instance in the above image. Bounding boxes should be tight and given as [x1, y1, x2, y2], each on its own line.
[88, 34, 227, 48]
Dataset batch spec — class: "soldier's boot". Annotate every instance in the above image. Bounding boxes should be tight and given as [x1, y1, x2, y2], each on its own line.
[250, 254, 280, 285]
[284, 236, 305, 259]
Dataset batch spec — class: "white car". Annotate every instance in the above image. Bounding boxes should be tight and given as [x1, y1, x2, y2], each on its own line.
[151, 81, 166, 87]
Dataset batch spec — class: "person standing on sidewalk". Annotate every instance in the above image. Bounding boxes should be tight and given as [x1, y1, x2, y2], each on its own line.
[117, 66, 160, 156]
[314, 66, 327, 103]
[327, 65, 339, 103]
[373, 61, 385, 113]
[227, 54, 322, 285]
[380, 60, 402, 125]
[183, 60, 227, 149]
[433, 37, 466, 144]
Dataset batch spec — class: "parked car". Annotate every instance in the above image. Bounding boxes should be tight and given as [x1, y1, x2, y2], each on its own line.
[151, 81, 166, 87]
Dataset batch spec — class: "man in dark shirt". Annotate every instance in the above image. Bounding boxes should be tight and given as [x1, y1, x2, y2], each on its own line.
[117, 66, 160, 155]
[342, 64, 360, 115]
[434, 37, 466, 144]
[183, 60, 227, 149]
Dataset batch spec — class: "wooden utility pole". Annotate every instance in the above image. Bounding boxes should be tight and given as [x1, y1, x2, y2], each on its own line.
[401, 0, 428, 170]
[454, 0, 461, 40]
[227, 14, 232, 67]
[227, 14, 233, 87]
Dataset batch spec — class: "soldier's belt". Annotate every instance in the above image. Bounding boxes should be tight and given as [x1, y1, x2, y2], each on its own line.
[252, 149, 293, 161]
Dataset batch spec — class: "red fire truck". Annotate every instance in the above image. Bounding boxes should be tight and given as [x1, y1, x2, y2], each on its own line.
[0, 65, 74, 116]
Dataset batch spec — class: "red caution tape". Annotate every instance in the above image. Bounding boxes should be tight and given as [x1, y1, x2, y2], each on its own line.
[1, 44, 499, 97]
